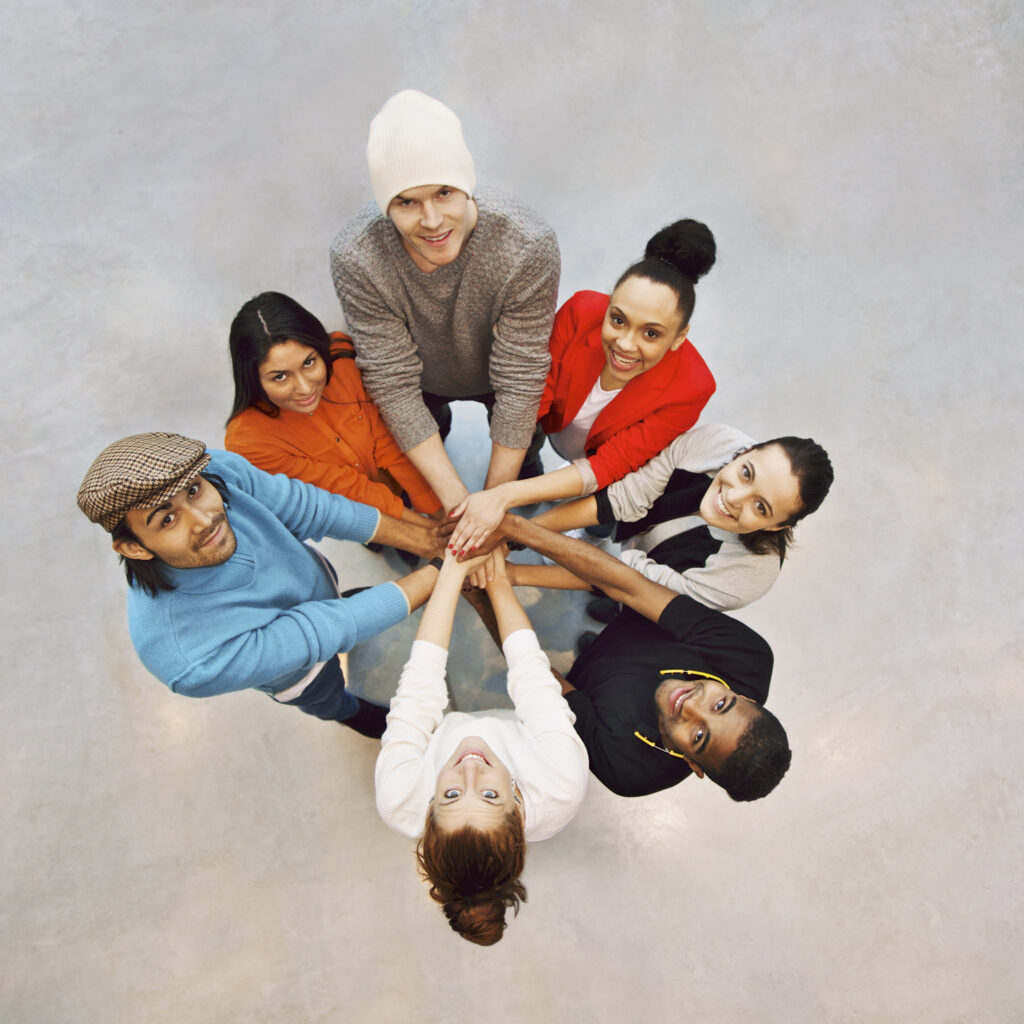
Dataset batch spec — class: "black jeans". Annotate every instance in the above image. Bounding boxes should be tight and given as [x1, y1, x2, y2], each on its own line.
[421, 390, 546, 475]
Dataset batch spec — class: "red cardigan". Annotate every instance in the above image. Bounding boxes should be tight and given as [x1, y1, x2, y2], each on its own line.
[225, 335, 441, 517]
[536, 290, 715, 490]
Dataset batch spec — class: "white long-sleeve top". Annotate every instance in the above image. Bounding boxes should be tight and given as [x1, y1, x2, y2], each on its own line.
[374, 630, 589, 841]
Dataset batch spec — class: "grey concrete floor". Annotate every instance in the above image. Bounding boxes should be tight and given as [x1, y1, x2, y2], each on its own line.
[4, 3, 1022, 1022]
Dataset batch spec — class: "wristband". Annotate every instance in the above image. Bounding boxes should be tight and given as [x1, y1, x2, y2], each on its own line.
[429, 557, 445, 570]
[506, 541, 525, 552]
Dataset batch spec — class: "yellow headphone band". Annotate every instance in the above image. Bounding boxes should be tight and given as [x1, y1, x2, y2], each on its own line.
[658, 668, 731, 690]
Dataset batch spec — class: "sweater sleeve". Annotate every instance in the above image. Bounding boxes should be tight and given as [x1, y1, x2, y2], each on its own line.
[331, 244, 438, 452]
[503, 630, 589, 839]
[486, 233, 560, 449]
[211, 449, 382, 544]
[375, 640, 451, 838]
[607, 424, 756, 521]
[156, 582, 411, 697]
[618, 544, 781, 611]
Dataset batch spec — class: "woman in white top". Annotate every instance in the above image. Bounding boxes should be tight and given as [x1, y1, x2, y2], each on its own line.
[500, 423, 834, 612]
[375, 551, 588, 946]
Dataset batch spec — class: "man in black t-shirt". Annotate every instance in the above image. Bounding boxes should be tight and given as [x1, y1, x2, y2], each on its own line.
[479, 515, 790, 801]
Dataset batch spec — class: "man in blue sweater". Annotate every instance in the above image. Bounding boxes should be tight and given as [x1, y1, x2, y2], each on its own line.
[77, 432, 447, 737]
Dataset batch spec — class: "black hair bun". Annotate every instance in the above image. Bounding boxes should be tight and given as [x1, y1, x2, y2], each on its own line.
[644, 219, 716, 283]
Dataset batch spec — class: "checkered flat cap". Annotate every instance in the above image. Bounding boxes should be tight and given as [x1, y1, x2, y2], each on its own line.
[77, 432, 211, 532]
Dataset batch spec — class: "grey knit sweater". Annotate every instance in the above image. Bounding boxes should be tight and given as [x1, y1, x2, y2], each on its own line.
[330, 188, 560, 452]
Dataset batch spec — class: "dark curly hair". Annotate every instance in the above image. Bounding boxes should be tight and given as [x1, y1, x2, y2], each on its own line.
[704, 704, 791, 802]
[615, 218, 717, 325]
[416, 810, 527, 946]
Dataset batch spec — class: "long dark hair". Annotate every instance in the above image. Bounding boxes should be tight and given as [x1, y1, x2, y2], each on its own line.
[226, 292, 340, 424]
[615, 218, 717, 325]
[111, 473, 231, 596]
[738, 437, 834, 563]
[416, 810, 527, 946]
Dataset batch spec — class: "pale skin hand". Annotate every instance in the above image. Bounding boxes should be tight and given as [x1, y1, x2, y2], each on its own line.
[403, 432, 471, 515]
[413, 550, 491, 649]
[448, 464, 587, 554]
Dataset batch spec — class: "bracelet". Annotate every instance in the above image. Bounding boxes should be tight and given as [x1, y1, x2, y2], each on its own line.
[428, 557, 445, 570]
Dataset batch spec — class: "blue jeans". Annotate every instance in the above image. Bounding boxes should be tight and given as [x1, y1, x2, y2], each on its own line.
[277, 655, 359, 722]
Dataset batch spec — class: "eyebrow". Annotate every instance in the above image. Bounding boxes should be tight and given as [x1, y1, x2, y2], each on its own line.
[144, 501, 173, 526]
[695, 696, 737, 755]
[609, 306, 665, 330]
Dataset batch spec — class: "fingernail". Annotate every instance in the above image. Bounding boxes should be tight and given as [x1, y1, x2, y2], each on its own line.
[469, 546, 477, 553]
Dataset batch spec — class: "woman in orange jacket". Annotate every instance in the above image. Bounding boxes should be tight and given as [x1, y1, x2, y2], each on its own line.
[447, 219, 716, 555]
[225, 292, 441, 524]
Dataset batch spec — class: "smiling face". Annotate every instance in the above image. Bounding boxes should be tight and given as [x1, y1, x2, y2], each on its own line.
[700, 443, 803, 534]
[654, 676, 759, 776]
[113, 476, 237, 570]
[599, 275, 689, 389]
[387, 185, 478, 273]
[257, 340, 328, 415]
[432, 736, 520, 832]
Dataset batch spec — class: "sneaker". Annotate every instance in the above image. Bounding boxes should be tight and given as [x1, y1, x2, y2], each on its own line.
[575, 631, 599, 657]
[586, 596, 620, 623]
[341, 697, 390, 739]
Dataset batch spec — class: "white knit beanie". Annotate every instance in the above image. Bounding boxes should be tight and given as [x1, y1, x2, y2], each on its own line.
[367, 90, 476, 213]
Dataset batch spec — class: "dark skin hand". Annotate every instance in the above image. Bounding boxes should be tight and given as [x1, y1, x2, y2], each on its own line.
[456, 513, 679, 626]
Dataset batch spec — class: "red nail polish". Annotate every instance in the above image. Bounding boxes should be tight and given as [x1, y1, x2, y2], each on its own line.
[470, 546, 477, 553]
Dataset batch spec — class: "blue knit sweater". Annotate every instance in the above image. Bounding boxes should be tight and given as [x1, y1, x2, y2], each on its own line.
[125, 450, 410, 697]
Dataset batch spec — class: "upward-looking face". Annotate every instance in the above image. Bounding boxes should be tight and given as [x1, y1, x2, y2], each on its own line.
[387, 185, 478, 273]
[700, 443, 803, 534]
[114, 476, 236, 570]
[600, 275, 689, 389]
[258, 340, 328, 415]
[654, 675, 759, 776]
[432, 736, 520, 832]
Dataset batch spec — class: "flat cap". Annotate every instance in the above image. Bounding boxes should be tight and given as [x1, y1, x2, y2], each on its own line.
[77, 432, 211, 532]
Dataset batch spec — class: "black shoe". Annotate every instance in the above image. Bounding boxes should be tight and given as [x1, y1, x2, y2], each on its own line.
[364, 542, 384, 554]
[396, 548, 420, 569]
[586, 597, 620, 623]
[341, 697, 390, 739]
[576, 631, 599, 657]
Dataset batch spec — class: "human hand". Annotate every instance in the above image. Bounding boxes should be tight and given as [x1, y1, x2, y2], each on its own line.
[447, 487, 510, 556]
[467, 551, 500, 590]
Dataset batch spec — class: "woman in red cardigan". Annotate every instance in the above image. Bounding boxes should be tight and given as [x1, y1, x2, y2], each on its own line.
[224, 292, 441, 524]
[448, 219, 716, 555]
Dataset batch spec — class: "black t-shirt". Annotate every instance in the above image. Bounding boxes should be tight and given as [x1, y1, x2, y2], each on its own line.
[565, 595, 774, 797]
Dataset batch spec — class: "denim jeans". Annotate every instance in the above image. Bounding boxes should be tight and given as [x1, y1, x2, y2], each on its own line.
[277, 655, 359, 722]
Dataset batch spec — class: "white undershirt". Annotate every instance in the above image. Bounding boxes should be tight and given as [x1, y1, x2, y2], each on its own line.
[547, 376, 620, 463]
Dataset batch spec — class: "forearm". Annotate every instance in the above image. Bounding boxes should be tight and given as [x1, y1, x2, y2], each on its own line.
[531, 494, 600, 533]
[369, 511, 443, 559]
[392, 563, 443, 613]
[486, 577, 532, 642]
[414, 560, 466, 648]
[503, 514, 675, 622]
[506, 562, 593, 591]
[483, 442, 528, 489]
[403, 432, 470, 512]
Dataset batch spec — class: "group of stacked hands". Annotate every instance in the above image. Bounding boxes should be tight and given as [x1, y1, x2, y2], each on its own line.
[76, 90, 834, 946]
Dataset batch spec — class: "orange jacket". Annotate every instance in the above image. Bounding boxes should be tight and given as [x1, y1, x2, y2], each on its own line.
[537, 291, 716, 490]
[225, 335, 441, 518]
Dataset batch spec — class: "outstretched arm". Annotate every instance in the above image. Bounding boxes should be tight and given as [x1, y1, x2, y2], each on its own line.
[369, 509, 445, 560]
[498, 514, 677, 624]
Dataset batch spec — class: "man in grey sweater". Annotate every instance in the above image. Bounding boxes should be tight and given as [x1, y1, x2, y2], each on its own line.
[330, 90, 560, 516]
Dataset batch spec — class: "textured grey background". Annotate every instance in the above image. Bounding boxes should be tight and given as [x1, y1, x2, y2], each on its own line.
[3, 2, 1022, 1021]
